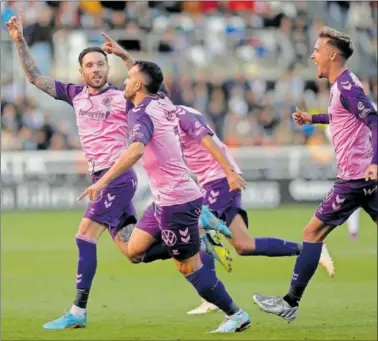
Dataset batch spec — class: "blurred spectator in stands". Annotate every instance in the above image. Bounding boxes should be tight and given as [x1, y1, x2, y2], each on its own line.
[1, 103, 21, 131]
[49, 132, 67, 150]
[207, 97, 227, 140]
[274, 63, 304, 106]
[55, 1, 80, 29]
[158, 27, 176, 52]
[19, 126, 37, 150]
[2, 128, 21, 150]
[21, 98, 45, 130]
[26, 6, 54, 74]
[118, 21, 142, 51]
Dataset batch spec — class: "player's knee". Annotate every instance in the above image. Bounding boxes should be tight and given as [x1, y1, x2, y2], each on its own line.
[78, 219, 104, 240]
[303, 226, 322, 242]
[126, 247, 145, 264]
[130, 254, 144, 264]
[175, 261, 194, 276]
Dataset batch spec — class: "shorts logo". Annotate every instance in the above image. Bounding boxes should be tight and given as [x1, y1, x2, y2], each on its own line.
[332, 195, 345, 211]
[162, 230, 177, 246]
[363, 187, 377, 196]
[179, 228, 190, 243]
[104, 193, 116, 208]
[208, 190, 220, 205]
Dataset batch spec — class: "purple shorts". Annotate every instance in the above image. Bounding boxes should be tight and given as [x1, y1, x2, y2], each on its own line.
[136, 197, 203, 261]
[84, 168, 138, 239]
[315, 179, 377, 226]
[202, 177, 248, 227]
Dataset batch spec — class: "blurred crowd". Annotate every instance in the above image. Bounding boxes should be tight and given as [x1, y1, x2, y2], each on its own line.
[1, 95, 81, 151]
[1, 1, 377, 151]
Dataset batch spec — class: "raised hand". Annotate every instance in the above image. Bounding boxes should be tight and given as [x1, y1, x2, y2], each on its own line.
[6, 8, 24, 42]
[101, 32, 135, 68]
[101, 32, 126, 58]
[292, 107, 312, 126]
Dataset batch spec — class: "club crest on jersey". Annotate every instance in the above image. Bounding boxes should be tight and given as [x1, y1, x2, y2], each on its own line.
[102, 96, 113, 108]
[165, 111, 176, 121]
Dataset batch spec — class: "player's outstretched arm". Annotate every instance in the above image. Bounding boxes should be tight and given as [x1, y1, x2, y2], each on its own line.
[6, 10, 57, 98]
[293, 107, 329, 125]
[200, 135, 247, 191]
[77, 142, 145, 202]
[101, 32, 135, 69]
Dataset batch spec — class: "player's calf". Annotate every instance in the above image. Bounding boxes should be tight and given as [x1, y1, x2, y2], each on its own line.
[175, 253, 251, 332]
[229, 215, 301, 257]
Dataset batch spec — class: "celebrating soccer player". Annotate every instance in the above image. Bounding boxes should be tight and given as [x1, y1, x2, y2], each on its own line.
[6, 10, 231, 330]
[253, 27, 378, 323]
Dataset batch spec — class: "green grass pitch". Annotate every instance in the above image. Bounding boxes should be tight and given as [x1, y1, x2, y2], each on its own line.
[1, 206, 377, 340]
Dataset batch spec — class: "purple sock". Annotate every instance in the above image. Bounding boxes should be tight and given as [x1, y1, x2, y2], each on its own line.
[73, 235, 97, 309]
[284, 241, 323, 307]
[186, 265, 239, 316]
[249, 237, 301, 257]
[200, 252, 216, 272]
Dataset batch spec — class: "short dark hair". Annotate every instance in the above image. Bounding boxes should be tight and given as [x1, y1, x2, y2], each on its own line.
[158, 83, 169, 97]
[319, 27, 354, 60]
[134, 60, 164, 94]
[78, 47, 108, 66]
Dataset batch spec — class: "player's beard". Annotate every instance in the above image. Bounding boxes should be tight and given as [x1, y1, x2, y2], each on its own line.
[88, 75, 108, 89]
[124, 88, 135, 101]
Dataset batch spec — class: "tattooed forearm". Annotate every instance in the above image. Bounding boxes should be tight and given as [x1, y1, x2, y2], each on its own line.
[15, 38, 57, 97]
[33, 76, 57, 98]
[120, 52, 135, 69]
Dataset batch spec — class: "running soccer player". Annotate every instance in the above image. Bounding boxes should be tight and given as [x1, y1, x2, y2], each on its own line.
[325, 93, 377, 241]
[79, 60, 252, 333]
[325, 125, 362, 241]
[6, 12, 231, 330]
[253, 27, 377, 322]
[171, 101, 336, 315]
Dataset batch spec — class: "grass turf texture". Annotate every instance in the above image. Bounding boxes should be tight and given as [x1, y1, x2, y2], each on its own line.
[2, 206, 376, 340]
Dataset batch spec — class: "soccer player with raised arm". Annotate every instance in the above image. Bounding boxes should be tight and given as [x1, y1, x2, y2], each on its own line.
[6, 12, 231, 330]
[79, 60, 252, 333]
[253, 27, 377, 323]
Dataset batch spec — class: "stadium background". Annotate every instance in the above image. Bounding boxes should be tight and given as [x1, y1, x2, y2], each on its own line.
[1, 1, 377, 340]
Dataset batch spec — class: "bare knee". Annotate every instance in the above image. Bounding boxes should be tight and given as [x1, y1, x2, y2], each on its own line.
[173, 254, 201, 276]
[302, 217, 333, 242]
[129, 254, 144, 264]
[77, 218, 105, 241]
[118, 242, 144, 264]
[175, 261, 194, 275]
